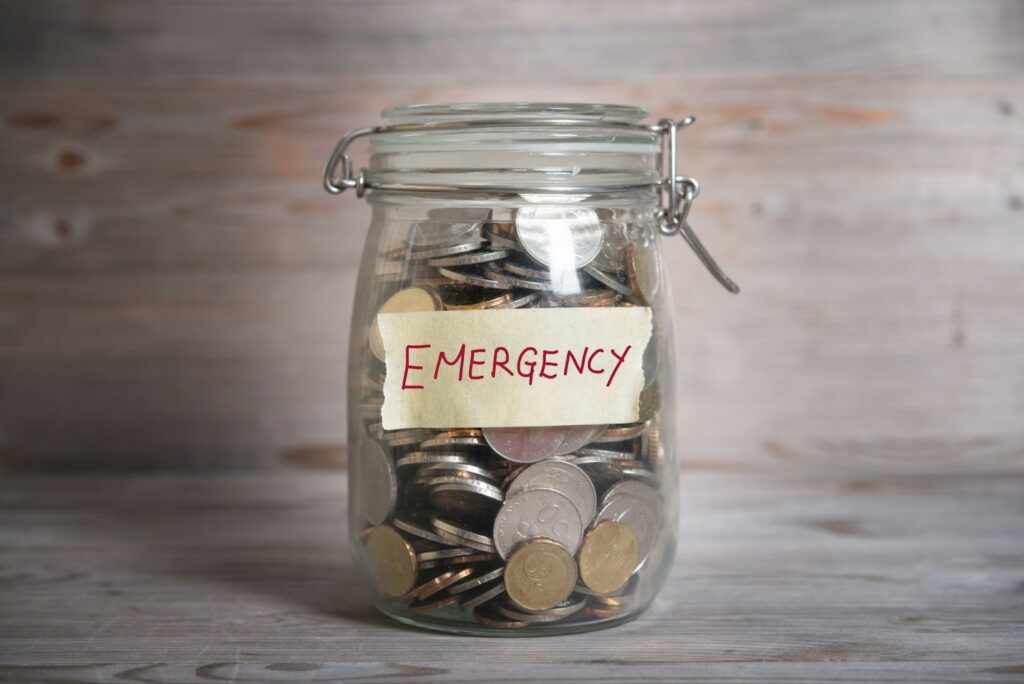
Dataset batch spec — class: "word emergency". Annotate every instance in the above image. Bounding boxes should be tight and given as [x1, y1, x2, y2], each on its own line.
[399, 343, 635, 390]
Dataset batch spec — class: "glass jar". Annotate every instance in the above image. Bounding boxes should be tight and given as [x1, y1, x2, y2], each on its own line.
[324, 103, 738, 636]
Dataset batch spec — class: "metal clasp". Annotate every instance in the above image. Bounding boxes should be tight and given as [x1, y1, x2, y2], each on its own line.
[652, 118, 740, 294]
[322, 126, 378, 196]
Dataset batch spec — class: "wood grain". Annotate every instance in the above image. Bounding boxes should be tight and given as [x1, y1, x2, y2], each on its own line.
[0, 469, 1021, 682]
[1, 0, 1023, 470]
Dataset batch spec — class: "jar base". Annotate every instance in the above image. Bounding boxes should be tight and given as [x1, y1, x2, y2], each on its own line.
[376, 600, 646, 637]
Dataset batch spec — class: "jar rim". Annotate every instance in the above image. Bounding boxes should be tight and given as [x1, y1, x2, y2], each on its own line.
[381, 102, 649, 125]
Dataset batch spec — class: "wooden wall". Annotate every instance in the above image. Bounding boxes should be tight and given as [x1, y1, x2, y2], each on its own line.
[1, 0, 1022, 472]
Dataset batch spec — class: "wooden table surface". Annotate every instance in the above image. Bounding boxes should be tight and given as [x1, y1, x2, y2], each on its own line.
[2, 466, 1022, 683]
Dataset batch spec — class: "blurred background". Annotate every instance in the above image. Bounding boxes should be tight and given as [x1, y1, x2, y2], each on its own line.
[1, 0, 1022, 474]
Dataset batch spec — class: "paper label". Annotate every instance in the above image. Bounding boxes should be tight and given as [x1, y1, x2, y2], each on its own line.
[379, 307, 652, 429]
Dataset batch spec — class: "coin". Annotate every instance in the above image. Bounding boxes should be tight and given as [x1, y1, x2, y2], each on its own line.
[392, 517, 450, 546]
[481, 265, 552, 291]
[504, 539, 578, 612]
[577, 521, 638, 594]
[514, 206, 603, 270]
[369, 287, 442, 362]
[428, 249, 510, 268]
[358, 439, 396, 525]
[627, 242, 660, 305]
[444, 290, 514, 311]
[418, 552, 496, 569]
[431, 517, 496, 553]
[437, 266, 511, 290]
[459, 580, 507, 611]
[402, 567, 474, 602]
[494, 594, 586, 622]
[415, 462, 498, 482]
[428, 480, 504, 518]
[417, 546, 481, 562]
[502, 291, 541, 309]
[482, 426, 567, 463]
[493, 488, 584, 558]
[604, 480, 662, 506]
[591, 221, 629, 274]
[596, 492, 660, 570]
[554, 425, 608, 456]
[409, 237, 487, 260]
[473, 603, 527, 628]
[447, 565, 505, 594]
[396, 452, 472, 468]
[582, 263, 633, 297]
[409, 594, 459, 613]
[506, 460, 597, 525]
[365, 525, 418, 597]
[595, 423, 648, 443]
[374, 426, 433, 447]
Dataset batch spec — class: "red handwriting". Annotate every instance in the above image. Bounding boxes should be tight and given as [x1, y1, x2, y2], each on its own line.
[400, 343, 633, 389]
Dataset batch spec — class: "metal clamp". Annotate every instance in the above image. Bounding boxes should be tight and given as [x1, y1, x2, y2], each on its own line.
[322, 116, 738, 293]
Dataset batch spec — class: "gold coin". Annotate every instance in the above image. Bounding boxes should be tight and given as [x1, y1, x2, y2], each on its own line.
[369, 287, 442, 362]
[626, 242, 660, 305]
[578, 521, 638, 595]
[504, 539, 577, 612]
[365, 525, 418, 597]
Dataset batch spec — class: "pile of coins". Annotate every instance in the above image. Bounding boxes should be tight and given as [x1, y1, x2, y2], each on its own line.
[355, 205, 668, 629]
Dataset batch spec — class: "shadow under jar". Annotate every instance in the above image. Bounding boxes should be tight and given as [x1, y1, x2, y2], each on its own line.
[324, 103, 738, 636]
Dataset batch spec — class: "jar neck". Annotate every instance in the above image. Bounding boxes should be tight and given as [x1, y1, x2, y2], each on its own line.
[367, 104, 663, 195]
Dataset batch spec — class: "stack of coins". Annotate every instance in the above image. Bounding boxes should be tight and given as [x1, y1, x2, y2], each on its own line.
[357, 205, 667, 629]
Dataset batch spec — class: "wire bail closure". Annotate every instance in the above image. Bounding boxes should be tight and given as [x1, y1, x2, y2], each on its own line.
[323, 116, 738, 293]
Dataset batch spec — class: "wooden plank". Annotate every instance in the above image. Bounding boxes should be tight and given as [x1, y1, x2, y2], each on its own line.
[2, 0, 1023, 81]
[1, 0, 1023, 470]
[0, 469, 1022, 681]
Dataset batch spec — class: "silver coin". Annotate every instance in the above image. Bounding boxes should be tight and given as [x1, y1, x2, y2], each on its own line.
[621, 465, 660, 489]
[447, 566, 505, 595]
[432, 517, 496, 553]
[583, 263, 633, 296]
[428, 481, 504, 518]
[604, 480, 662, 508]
[420, 435, 487, 450]
[428, 249, 510, 268]
[409, 237, 487, 260]
[418, 546, 481, 562]
[437, 266, 511, 290]
[358, 439, 396, 525]
[494, 594, 587, 622]
[393, 517, 450, 546]
[514, 206, 603, 270]
[416, 463, 498, 483]
[507, 461, 597, 526]
[492, 488, 584, 558]
[458, 580, 506, 611]
[570, 455, 624, 492]
[483, 426, 570, 463]
[374, 427, 433, 447]
[482, 265, 552, 291]
[396, 452, 472, 468]
[591, 221, 630, 274]
[596, 494, 660, 570]
[554, 424, 608, 456]
[575, 447, 635, 461]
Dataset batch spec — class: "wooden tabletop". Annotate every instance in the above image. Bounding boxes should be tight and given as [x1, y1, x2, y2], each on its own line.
[2, 467, 1021, 683]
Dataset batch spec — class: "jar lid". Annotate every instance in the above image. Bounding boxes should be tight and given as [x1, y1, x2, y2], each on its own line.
[381, 102, 648, 125]
[368, 102, 662, 194]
